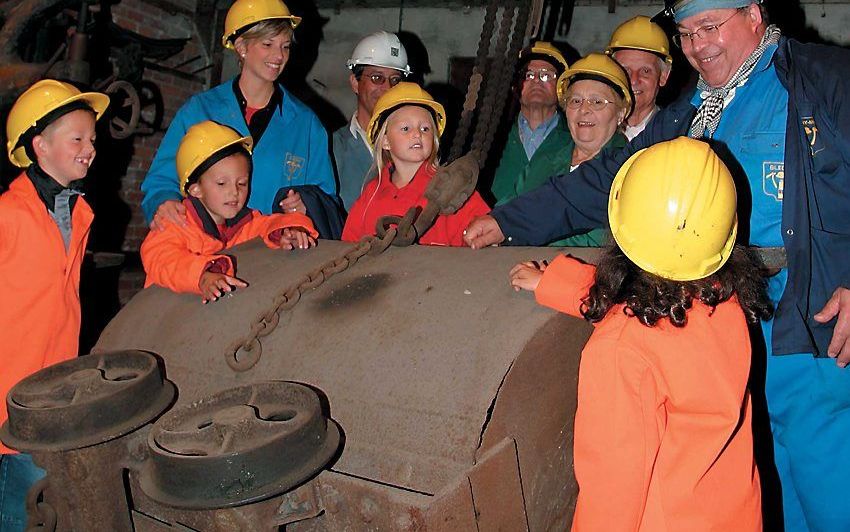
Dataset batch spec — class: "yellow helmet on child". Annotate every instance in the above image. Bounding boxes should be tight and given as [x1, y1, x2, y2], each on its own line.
[176, 121, 253, 196]
[605, 16, 673, 65]
[6, 79, 109, 168]
[222, 0, 302, 49]
[608, 136, 738, 281]
[557, 53, 633, 117]
[367, 82, 446, 145]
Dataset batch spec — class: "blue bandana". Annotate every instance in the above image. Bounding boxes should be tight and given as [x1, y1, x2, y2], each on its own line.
[672, 0, 757, 22]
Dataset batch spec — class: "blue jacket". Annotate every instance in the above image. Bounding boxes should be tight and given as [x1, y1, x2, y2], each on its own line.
[331, 125, 374, 212]
[492, 38, 850, 358]
[141, 79, 337, 222]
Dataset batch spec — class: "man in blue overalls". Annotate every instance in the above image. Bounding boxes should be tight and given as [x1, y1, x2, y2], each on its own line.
[464, 1, 850, 530]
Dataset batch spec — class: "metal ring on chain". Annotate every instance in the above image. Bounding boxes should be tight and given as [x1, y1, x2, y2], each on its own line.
[227, 338, 263, 372]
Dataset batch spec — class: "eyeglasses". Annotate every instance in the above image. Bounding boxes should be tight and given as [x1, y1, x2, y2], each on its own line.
[564, 96, 616, 111]
[366, 73, 404, 87]
[672, 8, 746, 48]
[524, 69, 557, 83]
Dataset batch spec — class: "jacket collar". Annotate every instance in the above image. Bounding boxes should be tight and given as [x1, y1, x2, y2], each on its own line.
[26, 163, 84, 213]
[185, 196, 254, 244]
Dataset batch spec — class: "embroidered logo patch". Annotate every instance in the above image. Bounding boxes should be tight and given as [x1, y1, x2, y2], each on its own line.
[763, 161, 784, 202]
[284, 153, 304, 180]
[802, 116, 823, 156]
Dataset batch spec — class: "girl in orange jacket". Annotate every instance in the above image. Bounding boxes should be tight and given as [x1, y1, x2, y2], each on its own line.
[141, 121, 317, 303]
[510, 138, 774, 531]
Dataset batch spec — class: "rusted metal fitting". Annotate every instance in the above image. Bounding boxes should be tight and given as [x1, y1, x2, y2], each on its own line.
[0, 351, 175, 452]
[139, 381, 340, 510]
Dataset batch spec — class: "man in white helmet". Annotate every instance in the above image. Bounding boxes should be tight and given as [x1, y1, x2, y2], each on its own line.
[332, 31, 411, 211]
[605, 16, 673, 140]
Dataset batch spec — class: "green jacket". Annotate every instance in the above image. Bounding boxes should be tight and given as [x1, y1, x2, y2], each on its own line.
[550, 131, 628, 248]
[491, 114, 573, 207]
[491, 117, 627, 247]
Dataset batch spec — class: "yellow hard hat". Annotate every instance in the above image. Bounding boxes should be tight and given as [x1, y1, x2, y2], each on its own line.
[606, 16, 673, 66]
[222, 0, 302, 49]
[608, 137, 738, 281]
[176, 121, 254, 195]
[6, 79, 109, 168]
[557, 53, 633, 116]
[519, 41, 569, 73]
[367, 82, 446, 145]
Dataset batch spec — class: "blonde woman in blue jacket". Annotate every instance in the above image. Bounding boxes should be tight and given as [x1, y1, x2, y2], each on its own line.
[142, 0, 337, 230]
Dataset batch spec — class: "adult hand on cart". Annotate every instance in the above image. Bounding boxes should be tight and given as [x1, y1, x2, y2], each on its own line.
[463, 215, 505, 249]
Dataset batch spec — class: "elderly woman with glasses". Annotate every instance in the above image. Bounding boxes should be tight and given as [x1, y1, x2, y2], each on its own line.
[142, 0, 337, 231]
[549, 52, 632, 246]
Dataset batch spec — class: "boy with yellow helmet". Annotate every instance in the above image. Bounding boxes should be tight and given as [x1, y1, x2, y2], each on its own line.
[510, 137, 772, 531]
[142, 0, 337, 232]
[0, 79, 109, 525]
[341, 82, 489, 246]
[141, 121, 317, 303]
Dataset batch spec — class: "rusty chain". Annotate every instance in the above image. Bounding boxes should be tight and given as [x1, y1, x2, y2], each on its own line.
[225, 226, 399, 372]
[225, 151, 481, 372]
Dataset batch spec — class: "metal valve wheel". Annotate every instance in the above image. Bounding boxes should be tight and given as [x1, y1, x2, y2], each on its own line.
[0, 350, 175, 452]
[139, 381, 341, 509]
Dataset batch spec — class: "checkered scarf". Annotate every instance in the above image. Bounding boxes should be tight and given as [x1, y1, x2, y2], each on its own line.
[688, 25, 781, 138]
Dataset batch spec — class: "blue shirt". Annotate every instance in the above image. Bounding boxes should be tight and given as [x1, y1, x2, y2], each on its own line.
[691, 45, 790, 307]
[518, 111, 560, 161]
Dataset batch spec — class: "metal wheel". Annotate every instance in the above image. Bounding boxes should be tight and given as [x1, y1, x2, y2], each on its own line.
[0, 350, 175, 452]
[104, 79, 140, 139]
[140, 381, 340, 509]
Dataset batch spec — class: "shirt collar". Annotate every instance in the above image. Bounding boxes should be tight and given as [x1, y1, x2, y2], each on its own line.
[232, 76, 283, 114]
[26, 163, 84, 213]
[518, 110, 559, 133]
[348, 112, 373, 153]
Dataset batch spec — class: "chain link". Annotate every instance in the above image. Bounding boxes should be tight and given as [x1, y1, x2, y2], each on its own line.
[225, 228, 400, 372]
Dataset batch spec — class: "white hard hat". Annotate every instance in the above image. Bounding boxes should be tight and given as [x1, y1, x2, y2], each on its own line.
[346, 31, 412, 76]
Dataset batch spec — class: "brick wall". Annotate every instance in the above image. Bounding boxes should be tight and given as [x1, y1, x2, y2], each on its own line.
[107, 0, 208, 303]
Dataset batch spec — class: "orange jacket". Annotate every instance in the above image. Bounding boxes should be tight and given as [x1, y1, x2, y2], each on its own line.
[0, 174, 93, 454]
[535, 255, 761, 532]
[141, 199, 317, 295]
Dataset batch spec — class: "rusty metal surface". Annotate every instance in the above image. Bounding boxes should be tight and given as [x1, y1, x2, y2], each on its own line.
[139, 381, 340, 510]
[469, 438, 528, 531]
[31, 439, 135, 532]
[93, 243, 597, 528]
[1, 350, 174, 453]
[478, 312, 589, 531]
[96, 243, 580, 493]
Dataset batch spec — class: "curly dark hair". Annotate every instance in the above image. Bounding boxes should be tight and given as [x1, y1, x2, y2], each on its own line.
[581, 244, 774, 327]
